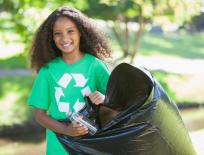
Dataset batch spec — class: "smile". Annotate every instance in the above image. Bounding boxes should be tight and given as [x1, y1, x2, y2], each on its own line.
[62, 43, 71, 47]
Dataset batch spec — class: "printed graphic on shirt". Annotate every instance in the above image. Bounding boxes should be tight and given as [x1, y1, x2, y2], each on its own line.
[81, 86, 91, 97]
[57, 73, 72, 88]
[55, 73, 91, 115]
[55, 87, 70, 114]
[71, 73, 88, 87]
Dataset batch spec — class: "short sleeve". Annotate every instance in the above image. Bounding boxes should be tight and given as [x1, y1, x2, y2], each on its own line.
[27, 67, 50, 110]
[95, 60, 110, 94]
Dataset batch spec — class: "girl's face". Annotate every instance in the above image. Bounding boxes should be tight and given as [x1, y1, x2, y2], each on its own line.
[53, 16, 81, 56]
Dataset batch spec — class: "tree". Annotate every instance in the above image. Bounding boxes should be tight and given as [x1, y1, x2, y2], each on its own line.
[84, 0, 203, 63]
[0, 0, 89, 57]
[0, 0, 202, 63]
[0, 0, 51, 60]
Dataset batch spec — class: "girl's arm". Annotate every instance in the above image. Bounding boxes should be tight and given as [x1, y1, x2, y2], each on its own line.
[35, 108, 88, 136]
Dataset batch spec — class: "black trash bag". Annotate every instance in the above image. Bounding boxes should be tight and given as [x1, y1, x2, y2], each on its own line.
[56, 63, 196, 155]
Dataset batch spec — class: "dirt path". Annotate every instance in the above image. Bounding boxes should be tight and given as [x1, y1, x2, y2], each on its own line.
[1, 56, 204, 76]
[190, 129, 204, 155]
[134, 55, 204, 75]
[0, 69, 31, 77]
[0, 133, 46, 155]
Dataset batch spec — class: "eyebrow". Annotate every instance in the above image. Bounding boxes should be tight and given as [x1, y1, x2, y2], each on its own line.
[53, 27, 75, 32]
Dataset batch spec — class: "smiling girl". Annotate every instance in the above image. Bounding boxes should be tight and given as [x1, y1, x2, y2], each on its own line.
[28, 6, 111, 155]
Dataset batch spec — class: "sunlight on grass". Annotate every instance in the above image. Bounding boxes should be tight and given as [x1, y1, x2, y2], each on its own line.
[109, 32, 204, 63]
[189, 128, 204, 155]
[143, 34, 174, 49]
[181, 109, 204, 122]
[0, 43, 24, 59]
[0, 33, 27, 68]
[0, 76, 34, 126]
[0, 92, 20, 125]
[140, 32, 204, 59]
[180, 109, 204, 133]
[0, 139, 46, 155]
[0, 145, 16, 155]
[0, 55, 28, 69]
[180, 109, 204, 155]
[167, 74, 204, 103]
[152, 71, 204, 103]
[0, 32, 25, 59]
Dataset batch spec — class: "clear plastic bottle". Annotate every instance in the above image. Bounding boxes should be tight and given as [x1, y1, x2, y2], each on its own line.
[69, 112, 98, 135]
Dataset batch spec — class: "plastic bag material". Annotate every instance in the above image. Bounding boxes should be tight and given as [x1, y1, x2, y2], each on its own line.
[56, 63, 196, 155]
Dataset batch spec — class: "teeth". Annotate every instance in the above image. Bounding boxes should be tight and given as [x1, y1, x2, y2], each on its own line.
[63, 43, 71, 47]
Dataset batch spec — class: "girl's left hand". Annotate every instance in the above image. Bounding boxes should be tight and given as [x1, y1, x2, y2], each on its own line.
[88, 91, 105, 105]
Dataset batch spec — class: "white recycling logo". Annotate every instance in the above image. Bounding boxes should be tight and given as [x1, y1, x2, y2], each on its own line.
[55, 73, 91, 115]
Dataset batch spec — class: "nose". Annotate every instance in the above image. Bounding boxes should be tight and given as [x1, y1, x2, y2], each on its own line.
[61, 33, 71, 43]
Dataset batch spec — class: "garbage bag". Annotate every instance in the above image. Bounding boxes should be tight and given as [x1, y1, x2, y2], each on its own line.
[56, 63, 196, 155]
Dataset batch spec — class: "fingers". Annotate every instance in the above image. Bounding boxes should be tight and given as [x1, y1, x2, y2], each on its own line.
[89, 91, 105, 105]
[73, 123, 88, 135]
[89, 92, 100, 104]
[65, 123, 88, 136]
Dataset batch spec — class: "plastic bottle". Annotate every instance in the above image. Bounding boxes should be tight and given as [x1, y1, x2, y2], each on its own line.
[69, 112, 98, 135]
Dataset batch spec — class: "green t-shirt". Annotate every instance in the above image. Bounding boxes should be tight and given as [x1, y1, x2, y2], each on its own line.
[28, 54, 110, 155]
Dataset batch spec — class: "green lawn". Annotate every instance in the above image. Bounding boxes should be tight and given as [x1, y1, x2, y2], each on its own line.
[0, 71, 203, 127]
[0, 55, 28, 69]
[152, 71, 204, 104]
[0, 30, 204, 155]
[0, 76, 34, 126]
[1, 32, 204, 68]
[110, 31, 204, 59]
[1, 31, 204, 127]
[140, 32, 204, 59]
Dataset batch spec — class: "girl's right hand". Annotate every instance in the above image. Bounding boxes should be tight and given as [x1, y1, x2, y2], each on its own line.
[64, 123, 88, 137]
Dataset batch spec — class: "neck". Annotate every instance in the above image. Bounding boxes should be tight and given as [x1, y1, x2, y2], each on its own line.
[62, 52, 85, 64]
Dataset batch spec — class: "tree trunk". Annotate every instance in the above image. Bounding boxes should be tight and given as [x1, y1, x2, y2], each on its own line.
[130, 16, 146, 63]
[111, 14, 146, 64]
[112, 18, 130, 63]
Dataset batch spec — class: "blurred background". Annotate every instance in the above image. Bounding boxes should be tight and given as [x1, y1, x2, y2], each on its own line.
[0, 0, 204, 154]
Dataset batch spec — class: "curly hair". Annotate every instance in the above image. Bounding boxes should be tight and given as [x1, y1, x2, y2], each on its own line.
[29, 6, 111, 72]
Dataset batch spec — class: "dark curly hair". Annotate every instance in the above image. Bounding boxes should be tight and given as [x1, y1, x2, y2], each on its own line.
[29, 6, 111, 72]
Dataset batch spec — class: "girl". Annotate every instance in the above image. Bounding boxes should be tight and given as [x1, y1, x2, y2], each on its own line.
[28, 6, 111, 155]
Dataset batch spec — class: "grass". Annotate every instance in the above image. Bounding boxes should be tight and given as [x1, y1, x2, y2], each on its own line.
[109, 31, 204, 60]
[0, 76, 35, 126]
[181, 108, 204, 131]
[153, 71, 204, 104]
[0, 30, 204, 155]
[0, 54, 28, 69]
[1, 30, 204, 127]
[0, 132, 46, 155]
[0, 108, 203, 155]
[111, 31, 204, 104]
[1, 32, 204, 68]
[182, 109, 204, 122]
[0, 71, 203, 125]
[140, 32, 204, 59]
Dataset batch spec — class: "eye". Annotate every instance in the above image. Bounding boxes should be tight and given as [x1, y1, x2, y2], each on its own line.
[68, 30, 74, 33]
[53, 32, 61, 36]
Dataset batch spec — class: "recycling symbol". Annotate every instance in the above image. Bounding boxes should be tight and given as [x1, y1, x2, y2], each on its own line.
[54, 73, 91, 115]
